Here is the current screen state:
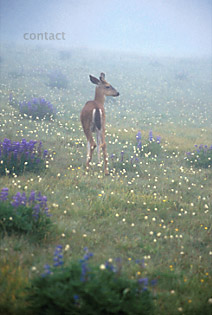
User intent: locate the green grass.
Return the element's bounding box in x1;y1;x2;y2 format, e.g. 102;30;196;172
0;45;212;314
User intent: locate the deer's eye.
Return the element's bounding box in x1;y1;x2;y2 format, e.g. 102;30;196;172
105;86;110;89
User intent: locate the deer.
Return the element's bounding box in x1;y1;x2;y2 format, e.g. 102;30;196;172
80;73;119;175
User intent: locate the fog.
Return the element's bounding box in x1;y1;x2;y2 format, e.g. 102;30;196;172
0;0;211;57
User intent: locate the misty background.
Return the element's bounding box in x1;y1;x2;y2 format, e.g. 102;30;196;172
0;0;211;57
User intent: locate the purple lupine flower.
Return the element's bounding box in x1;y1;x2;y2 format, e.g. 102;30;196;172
136;131;142;141
151;279;157;286
137;140;142;150
41;264;52;277
138;277;148;286
0;187;9;201
53;245;64;267
9;93;13;103
32;204;41;220
121;151;124;162
135;259;145;268
136;131;142;150
80;248;93;281
149;130;153;141
138;277;149;291
82;250;94;261
36;192;48;209
156;135;161;143
43;150;48;158
28;191;36;204
11;192;27;207
110;153;115;160
19;97;56;119
105;261;116;272
80;262;88;282
1;189;50;221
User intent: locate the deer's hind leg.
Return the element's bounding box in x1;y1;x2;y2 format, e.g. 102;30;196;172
96;128;102;163
100;128;109;175
85;130;97;169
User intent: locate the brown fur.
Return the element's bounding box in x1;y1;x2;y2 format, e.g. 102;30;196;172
80;73;119;175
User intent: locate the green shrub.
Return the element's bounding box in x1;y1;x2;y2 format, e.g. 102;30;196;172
0;188;51;240
0;138;48;176
185;145;212;168
19;97;56;119
26;248;155;315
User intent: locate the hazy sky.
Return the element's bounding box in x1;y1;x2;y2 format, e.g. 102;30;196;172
0;0;211;57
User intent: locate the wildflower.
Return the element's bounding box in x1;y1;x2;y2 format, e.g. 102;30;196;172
136;131;142;141
149;130;153;141
0;187;9;201
64;244;70;251
28;191;36;204
136;131;142;149
11;192;27;207
53;245;64;267
19;97;56;119
151;279;157;286
110;153;115;160
42;264;52;277
80;248;94;282
138;277;148;291
156;135;161;143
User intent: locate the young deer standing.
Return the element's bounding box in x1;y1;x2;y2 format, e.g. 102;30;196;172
80;73;119;175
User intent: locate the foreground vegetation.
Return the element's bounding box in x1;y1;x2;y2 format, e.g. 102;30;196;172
0;44;212;314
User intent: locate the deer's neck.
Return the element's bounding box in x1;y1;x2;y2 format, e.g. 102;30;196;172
94;87;105;106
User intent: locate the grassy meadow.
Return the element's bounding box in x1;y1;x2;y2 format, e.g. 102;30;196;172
0;44;212;314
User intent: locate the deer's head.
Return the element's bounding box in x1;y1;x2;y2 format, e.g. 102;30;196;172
89;73;119;97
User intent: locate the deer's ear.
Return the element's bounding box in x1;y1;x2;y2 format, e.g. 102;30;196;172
99;72;106;82
89;75;100;85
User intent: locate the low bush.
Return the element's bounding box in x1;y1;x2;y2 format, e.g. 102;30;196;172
47;70;68;89
19;97;56;119
0;188;51;240
137;130;162;157
26;247;156;315
185;145;212;168
109;130;162;172
0;138;48;175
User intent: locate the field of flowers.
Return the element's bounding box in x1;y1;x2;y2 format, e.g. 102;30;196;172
0;44;212;314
